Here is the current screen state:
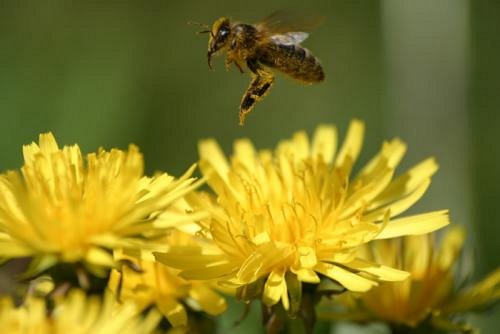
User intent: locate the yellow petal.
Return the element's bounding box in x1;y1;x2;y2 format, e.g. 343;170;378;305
22;133;59;162
346;258;409;281
442;268;500;314
154;250;227;270
404;234;432;278
375;210;449;239
237;243;293;283
356;138;406;181
85;248;114;267
180;262;237;280
335;119;364;170
437;226;465;269
157;298;187;327
0;234;34;257
364;179;431;221
263;270;288;309
312;125;337;163
315;262;377;292
291;131;310;163
234;139;258;173
154;210;209;230
373;158;438;205
107;269;121;294
189;285;227;315
340;167;395;220
198;139;229;181
292;268;320;283
298;246;317;269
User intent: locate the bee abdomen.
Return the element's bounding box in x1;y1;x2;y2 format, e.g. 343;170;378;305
260;44;324;83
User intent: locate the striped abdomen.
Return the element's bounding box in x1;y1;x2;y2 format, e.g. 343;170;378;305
258;43;325;83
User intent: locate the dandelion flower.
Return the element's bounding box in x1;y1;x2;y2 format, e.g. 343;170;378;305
155;120;449;311
0;289;161;334
319;226;500;333
0;133;200;275
108;230;226;328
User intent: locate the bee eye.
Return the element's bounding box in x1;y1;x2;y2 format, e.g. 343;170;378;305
219;28;229;38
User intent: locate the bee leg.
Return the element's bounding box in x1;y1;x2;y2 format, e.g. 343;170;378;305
224;57;233;71
239;71;274;125
224;53;245;73
234;61;244;73
246;58;260;75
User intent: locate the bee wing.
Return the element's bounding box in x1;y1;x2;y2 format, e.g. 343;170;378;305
269;32;309;45
256;10;324;34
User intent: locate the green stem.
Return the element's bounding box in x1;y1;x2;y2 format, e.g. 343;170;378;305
261;286;322;334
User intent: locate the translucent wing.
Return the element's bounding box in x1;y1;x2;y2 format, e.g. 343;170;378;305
269;32;309;45
255;10;324;34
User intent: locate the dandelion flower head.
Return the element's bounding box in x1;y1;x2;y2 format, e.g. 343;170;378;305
320;226;500;332
0;289;161;334
109;230;226;328
0;133;199;274
156;120;450;310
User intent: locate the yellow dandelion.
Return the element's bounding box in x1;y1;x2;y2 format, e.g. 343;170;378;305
0;133;200;275
0;289;161;334
155;120;450;311
108;230;226;328
319;227;500;333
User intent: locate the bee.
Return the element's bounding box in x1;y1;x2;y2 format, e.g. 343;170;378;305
192;11;325;125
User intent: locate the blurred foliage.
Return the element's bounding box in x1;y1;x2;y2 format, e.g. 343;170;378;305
0;0;498;333
0;0;386;175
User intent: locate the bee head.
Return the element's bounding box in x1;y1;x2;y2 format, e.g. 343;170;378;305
207;17;231;69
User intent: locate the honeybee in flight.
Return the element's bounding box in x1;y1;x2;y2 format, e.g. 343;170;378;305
193;11;325;125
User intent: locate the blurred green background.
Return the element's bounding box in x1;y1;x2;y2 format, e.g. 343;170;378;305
0;0;498;333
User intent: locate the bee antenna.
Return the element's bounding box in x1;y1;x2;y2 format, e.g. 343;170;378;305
187;20;210;29
187;21;214;37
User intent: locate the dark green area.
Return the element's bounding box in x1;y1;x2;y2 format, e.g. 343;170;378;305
470;0;500;332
